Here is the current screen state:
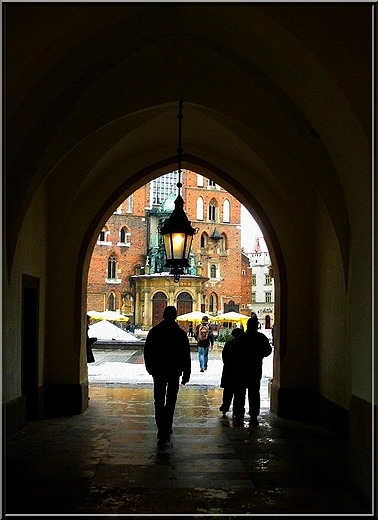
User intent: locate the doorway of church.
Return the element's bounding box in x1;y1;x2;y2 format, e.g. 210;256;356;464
152;292;168;327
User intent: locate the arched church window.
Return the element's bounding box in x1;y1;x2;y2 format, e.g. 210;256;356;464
223;199;230;222
120;227;126;243
200;233;208;248
108;255;117;279
196;197;204;220
126;195;133;213
209;293;217;313
209;200;217;222
210;264;217;278
108;292;116;311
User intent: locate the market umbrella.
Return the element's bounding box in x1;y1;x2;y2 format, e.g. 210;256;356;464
87;310;129;322
209;311;250;326
87;310;102;319
176;310;208;322
88;320;138;341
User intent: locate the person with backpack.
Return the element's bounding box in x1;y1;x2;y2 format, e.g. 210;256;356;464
195;315;214;372
144;306;191;444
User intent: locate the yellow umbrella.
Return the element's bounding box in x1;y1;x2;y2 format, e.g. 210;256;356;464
209;311;249;327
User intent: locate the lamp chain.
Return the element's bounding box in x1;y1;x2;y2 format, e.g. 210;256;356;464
177;100;183;196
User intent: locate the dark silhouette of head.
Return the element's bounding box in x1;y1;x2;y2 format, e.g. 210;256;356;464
247;315;259;331
231;327;244;338
202;315;209;322
163;306;177;321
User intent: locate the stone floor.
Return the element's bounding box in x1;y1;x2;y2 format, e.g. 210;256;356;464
5;351;374;517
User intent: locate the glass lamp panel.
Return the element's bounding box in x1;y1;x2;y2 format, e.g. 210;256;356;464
171;232;186;259
163;234;173;260
184;235;193;258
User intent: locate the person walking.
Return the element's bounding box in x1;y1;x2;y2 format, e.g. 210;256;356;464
232;315;272;423
219;327;244;416
143;306;191;444
86;315;97;363
194;315;214;372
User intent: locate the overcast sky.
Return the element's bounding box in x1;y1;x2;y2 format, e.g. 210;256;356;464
241;205;265;252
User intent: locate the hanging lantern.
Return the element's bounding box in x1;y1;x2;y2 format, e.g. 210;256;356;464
159;101;197;282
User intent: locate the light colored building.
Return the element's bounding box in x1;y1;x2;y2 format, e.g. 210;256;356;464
245;237;275;330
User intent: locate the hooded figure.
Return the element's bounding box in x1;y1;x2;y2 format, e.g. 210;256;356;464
232;316;272;423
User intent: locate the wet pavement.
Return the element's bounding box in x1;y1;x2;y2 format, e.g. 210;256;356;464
5;349;373;516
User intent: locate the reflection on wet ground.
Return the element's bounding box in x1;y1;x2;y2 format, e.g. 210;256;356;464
5;352;372;515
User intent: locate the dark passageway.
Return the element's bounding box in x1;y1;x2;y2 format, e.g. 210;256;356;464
6;383;370;515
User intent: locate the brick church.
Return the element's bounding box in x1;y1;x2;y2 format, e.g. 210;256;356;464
87;170;252;329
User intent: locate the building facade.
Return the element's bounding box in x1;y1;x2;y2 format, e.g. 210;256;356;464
246;236;275;330
87;170;252;329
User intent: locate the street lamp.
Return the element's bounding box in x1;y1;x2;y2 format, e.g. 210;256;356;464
159;101;197;282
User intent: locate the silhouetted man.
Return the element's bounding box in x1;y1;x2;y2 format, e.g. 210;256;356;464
144;306;191;443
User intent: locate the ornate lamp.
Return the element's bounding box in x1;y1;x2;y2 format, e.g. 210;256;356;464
160;101;198;282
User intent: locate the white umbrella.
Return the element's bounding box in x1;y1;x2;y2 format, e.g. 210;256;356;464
88;320;139;342
89;310;129;322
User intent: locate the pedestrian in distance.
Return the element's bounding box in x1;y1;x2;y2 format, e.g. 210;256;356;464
219;327;244;417
86;315;97;363
194;315;214;372
232;315;272;424
143;306;191;444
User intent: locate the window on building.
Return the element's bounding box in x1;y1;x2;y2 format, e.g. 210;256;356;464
223;199;230;222
196;197;204;220
209;200;217;222
99;230;106;242
151;172;179;204
265;274;272;285
197;174;204;187
219;233;227;251
242;269;246;275
252;292;256;303
265;292;272;303
200;233;207;248
209;293;217;313
122;293;133;314
210;264;217;278
126;195;133;213
208;179;216;187
120;227;126;243
265;315;271;329
108;292;116;311
252;275;256;286
108;255;117;279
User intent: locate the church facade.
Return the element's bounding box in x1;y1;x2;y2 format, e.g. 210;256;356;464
87;170;253;329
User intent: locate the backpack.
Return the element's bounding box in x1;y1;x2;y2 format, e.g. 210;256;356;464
198;323;210;341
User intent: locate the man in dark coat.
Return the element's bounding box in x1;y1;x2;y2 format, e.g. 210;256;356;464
144;306;191;443
232;315;272;423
